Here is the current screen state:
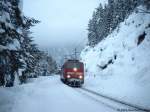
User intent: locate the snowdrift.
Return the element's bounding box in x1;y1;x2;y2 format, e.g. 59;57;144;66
81;6;150;108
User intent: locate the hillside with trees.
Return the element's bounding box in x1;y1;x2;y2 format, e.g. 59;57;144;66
81;0;150;108
88;0;150;46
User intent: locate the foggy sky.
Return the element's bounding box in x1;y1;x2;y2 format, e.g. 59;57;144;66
23;0;100;48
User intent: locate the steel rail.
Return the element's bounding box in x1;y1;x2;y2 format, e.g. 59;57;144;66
80;87;150;112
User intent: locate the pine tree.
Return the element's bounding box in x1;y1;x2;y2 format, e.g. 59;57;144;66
0;0;41;86
0;0;24;87
88;11;98;46
87;0;143;47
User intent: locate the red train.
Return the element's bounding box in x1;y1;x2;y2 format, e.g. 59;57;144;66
60;59;84;87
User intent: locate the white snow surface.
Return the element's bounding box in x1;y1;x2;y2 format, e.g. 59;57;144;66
18;0;23;11
0;45;7;52
0;29;5;33
0;76;118;112
81;6;150;109
7;39;21;50
98;0;108;8
0;39;20;51
0;1;15;30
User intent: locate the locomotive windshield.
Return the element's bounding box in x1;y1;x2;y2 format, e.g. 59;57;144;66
66;62;81;69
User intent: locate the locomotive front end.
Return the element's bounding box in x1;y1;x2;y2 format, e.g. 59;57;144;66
61;60;84;87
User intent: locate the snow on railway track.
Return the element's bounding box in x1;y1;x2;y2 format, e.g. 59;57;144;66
75;87;150;112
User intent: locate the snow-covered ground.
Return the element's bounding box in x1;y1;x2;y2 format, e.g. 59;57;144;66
0;76;121;112
81;6;150;109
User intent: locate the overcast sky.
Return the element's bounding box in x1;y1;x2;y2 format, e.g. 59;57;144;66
23;0;100;48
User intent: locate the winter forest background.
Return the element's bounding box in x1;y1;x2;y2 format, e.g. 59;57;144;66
88;0;150;46
0;0;150;87
0;0;57;87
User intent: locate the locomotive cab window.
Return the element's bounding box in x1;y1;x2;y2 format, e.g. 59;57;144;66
66;63;81;69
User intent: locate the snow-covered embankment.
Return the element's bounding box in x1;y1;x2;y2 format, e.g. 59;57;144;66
81;6;150;109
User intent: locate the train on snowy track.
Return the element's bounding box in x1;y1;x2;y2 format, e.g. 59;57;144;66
60;59;84;87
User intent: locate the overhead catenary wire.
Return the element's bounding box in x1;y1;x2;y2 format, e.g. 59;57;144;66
62;35;88;62
74;36;88;50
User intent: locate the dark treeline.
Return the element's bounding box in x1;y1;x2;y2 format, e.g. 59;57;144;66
0;0;57;87
88;0;150;47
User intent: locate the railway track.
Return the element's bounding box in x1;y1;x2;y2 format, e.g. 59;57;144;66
77;87;150;112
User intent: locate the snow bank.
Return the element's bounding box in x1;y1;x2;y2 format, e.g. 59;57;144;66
81;6;150;109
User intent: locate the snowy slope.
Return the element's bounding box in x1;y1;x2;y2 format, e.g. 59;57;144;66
81;6;150;109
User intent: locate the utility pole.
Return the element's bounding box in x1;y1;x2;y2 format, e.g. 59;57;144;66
74;48;77;59
63;48;79;63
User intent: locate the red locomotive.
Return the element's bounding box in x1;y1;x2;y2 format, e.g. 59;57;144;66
60;59;84;87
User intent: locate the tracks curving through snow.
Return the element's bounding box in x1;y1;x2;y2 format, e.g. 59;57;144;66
1;76;149;112
75;87;150;112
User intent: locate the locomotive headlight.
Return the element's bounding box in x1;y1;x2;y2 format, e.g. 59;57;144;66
67;75;71;78
73;67;77;72
79;75;83;79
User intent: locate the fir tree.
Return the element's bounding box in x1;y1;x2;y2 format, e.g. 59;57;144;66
87;0;144;47
0;0;42;86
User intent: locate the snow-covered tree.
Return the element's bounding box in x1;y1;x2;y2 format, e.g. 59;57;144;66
87;0;144;47
36;52;57;76
0;0;45;87
0;0;25;86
